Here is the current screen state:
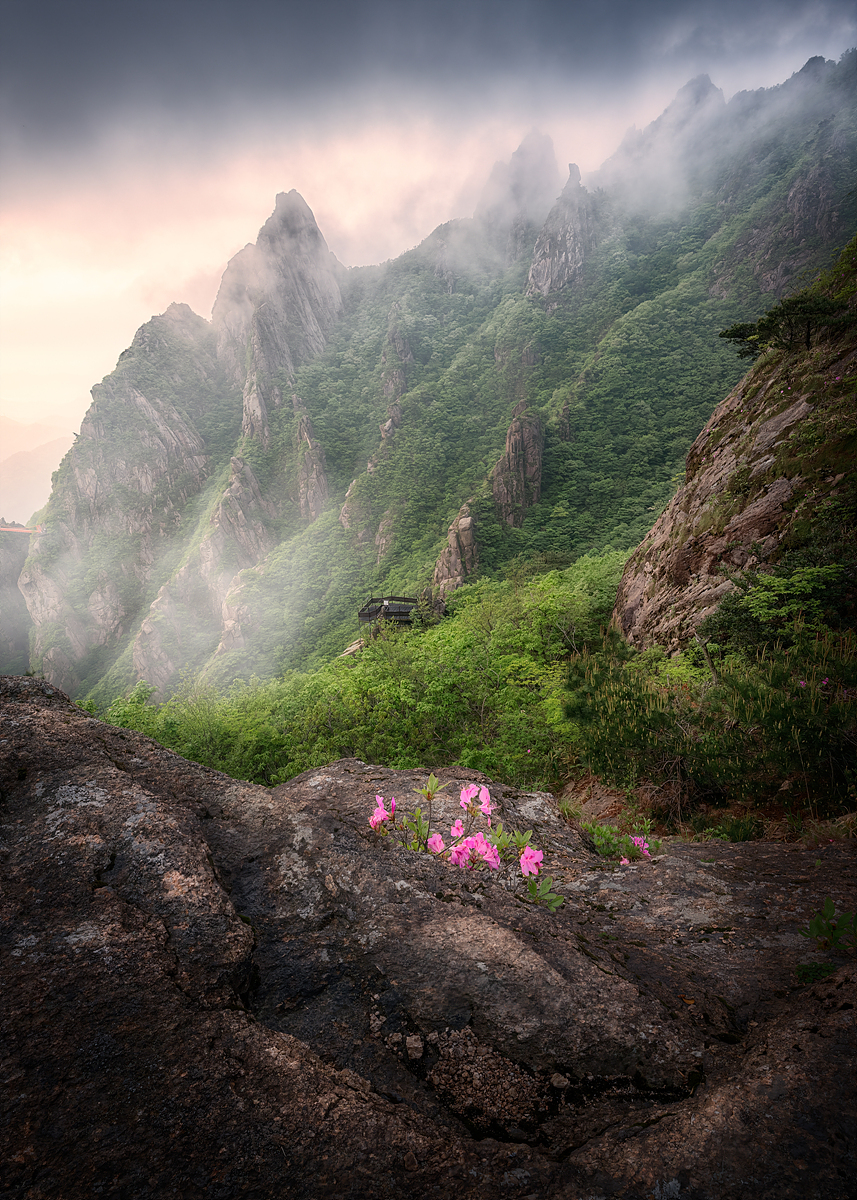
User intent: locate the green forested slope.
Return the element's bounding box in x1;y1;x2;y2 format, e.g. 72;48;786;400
203;54;855;681
15;53;856;701
106;242;856;824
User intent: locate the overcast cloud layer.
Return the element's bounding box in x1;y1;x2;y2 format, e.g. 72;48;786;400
1;0;855;428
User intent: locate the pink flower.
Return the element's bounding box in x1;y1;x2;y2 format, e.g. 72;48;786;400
479;787;495;824
427;833;445;853
369;802;391;830
620;857;630;866
390;796;396;816
520;846;543;877
470;831;490;857
451;819;464;839
480;842;500;870
449;840;472;868
799;680;807;688
460;784;479;808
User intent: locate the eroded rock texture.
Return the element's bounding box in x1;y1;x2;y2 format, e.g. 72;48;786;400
527;165;601;297
213;189;344;442
132;456;277;693
2;676;854;1199
613;333;856;651
492;408;545;528
433;503;478;597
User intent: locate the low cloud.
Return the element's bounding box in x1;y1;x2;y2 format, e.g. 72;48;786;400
2;0;854;424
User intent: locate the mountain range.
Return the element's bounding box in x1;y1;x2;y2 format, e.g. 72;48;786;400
2;51;855;704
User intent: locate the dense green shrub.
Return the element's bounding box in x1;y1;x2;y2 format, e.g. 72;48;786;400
105;552;627;788
565;629;856;818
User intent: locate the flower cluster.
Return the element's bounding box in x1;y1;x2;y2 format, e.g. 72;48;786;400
631;835;651;857
368;778;553;890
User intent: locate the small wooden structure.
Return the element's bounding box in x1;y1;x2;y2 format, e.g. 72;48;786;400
357;596;418;630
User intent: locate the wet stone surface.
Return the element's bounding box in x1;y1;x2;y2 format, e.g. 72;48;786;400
1;675;855;1198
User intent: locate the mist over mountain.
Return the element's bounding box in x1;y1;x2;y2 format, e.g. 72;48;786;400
4;52;855;702
0;417;75;524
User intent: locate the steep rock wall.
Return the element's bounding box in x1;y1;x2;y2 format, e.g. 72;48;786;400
132;457;277;692
613;324;856;651
492;407;544;527
526;165;601;297
433;504;478;597
18;307;218;692
212;191;344;446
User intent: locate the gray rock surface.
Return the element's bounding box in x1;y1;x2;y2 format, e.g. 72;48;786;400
2;675;854;1198
433;503;478;597
527;165;601;297
492;408;544;528
132;456;277;692
613;332;856;651
213;190;344;441
17;307;216;694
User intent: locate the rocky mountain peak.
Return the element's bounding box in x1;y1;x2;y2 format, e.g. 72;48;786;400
258;189;335;257
475;130;562;262
212;190;344;443
526;162;600;297
476;130;561;225
589;73;725;210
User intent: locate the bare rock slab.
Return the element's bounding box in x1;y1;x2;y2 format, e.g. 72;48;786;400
1;676;854;1198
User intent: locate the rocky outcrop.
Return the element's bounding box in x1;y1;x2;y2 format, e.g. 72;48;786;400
212;191;344;444
526;165;601;297
432;503;478;596
378;402;402;441
338;480;369;539
374;510;395;564
2;675;855;1199
491;407;544;527
17;323;214;692
381;305;414;401
613;327;856;651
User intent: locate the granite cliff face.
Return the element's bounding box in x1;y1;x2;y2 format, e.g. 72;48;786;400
132;456;277;693
213;190;344;445
432;503;478;597
526;165;602;297
17;304;218;693
492;406;544;528
614;301;856;650
18;197;341;695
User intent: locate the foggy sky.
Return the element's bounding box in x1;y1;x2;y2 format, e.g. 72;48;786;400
1;0;855;428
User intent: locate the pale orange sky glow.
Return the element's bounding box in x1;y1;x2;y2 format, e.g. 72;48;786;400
0;108;637;430
2;0;854;437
